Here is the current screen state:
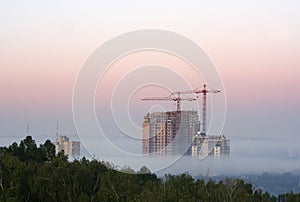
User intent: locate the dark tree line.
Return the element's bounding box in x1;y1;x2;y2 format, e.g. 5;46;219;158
0;136;298;201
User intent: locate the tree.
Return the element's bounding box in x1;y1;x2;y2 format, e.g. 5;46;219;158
40;140;55;162
0;137;287;201
138;165;151;174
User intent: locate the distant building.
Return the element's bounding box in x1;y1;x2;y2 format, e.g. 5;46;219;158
55;136;80;157
191;135;230;158
142;110;199;155
55;136;69;155
68;141;80;157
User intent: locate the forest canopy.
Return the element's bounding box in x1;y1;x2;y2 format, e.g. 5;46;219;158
0;136;298;202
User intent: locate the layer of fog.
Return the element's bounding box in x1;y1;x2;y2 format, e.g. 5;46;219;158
1;135;299;176
77;136;300;176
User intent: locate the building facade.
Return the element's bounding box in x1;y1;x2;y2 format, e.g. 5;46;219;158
142;110;199;156
55;136;80;157
191;135;230;158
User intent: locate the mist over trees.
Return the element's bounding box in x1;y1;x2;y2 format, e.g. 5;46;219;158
0;136;299;201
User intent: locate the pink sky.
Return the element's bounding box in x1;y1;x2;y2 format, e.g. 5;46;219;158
0;0;299;138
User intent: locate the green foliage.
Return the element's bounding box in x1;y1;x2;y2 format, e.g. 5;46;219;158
0;136;298;201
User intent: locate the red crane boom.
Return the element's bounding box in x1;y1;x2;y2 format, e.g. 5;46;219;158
141;92;196;111
172;84;220;135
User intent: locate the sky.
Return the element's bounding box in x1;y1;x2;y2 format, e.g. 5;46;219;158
0;1;300;170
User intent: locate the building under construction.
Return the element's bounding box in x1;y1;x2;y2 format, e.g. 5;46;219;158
141;84;230;158
142;110;198;155
142;111;230;157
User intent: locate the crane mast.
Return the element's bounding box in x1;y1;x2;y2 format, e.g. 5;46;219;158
172;84;220;135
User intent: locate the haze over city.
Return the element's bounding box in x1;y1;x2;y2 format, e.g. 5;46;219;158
1;1;300;174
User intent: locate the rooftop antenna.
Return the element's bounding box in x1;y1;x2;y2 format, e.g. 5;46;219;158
26;123;30;135
56;121;59;138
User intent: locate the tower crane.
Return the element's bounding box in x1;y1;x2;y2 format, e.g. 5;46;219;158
141;92;196;111
172;84;220;135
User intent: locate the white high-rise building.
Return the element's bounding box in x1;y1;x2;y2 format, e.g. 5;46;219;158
55;136;80;157
191;135;230;158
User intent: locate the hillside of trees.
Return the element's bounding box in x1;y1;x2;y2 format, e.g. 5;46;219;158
0;136;299;202
195;172;300;197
